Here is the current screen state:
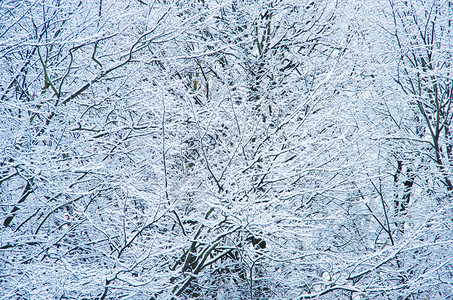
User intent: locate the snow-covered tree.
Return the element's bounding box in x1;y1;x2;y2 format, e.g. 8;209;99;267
1;0;452;299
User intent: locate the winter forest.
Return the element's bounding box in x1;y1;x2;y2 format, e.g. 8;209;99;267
1;0;453;299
